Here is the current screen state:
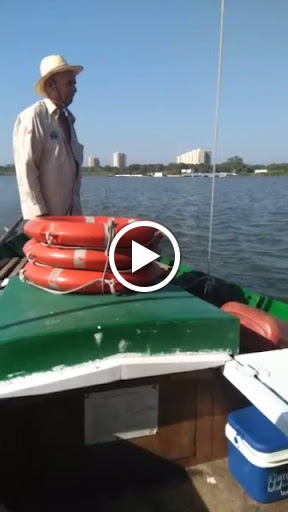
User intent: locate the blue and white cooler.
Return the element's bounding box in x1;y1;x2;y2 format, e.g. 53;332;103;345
226;405;288;503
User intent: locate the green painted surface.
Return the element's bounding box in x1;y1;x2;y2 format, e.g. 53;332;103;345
169;258;288;322
0;277;239;380
1;233;288;385
5;232;288;383
2;233;288;322
0;233;28;258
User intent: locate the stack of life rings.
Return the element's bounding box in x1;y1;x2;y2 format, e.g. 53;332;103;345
20;216;163;294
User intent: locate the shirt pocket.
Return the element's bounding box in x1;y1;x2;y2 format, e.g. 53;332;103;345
44;129;67;162
45;129;61;151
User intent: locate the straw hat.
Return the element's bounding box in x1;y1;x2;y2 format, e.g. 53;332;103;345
35;55;83;96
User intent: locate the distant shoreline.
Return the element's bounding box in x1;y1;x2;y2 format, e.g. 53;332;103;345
2;157;288;177
1;172;288;178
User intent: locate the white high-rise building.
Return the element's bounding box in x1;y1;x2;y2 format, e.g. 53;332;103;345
113;152;127;169
176;148;211;165
88;156;100;168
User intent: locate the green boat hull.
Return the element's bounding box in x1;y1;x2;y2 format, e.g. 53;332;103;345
0;231;287;396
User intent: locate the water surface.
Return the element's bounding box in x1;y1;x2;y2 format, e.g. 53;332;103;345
0;175;286;296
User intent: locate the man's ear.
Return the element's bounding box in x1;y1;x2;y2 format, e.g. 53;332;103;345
45;77;56;93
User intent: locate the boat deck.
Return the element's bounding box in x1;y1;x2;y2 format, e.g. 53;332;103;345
0;256;27;287
2;454;287;511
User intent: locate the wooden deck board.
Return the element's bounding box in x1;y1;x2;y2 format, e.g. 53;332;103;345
0;258;20;280
9;257;27;277
0;257;27;286
0;258;10;271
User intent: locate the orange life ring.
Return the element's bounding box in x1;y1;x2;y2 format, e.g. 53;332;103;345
24;216;160;248
23;239;133;271
22;261;162;294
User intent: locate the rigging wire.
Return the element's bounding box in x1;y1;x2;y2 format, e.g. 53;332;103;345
207;0;225;274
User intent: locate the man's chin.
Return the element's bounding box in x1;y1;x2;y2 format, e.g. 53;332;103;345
63;98;73;107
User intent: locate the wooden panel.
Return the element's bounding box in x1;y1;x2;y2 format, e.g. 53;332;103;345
0;401;24;491
211;375;229;459
168;368;218;382
0;257;20;279
9;257;27;277
21;394;84;479
210;374;233;459
132;379;196;460
212;372;248;460
0;258;10;271
130;428;160;455
194;379;214;461
0;369;248;478
81;369;247;466
126;370;243;466
157;379;196;460
0;370;250;484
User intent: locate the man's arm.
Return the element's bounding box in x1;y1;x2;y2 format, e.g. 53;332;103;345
13;110;48;219
70;138;83;215
72;168;82;215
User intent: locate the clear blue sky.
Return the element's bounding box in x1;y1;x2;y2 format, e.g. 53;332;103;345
1;0;288;166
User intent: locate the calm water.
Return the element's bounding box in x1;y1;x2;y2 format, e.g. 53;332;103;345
0;175;287;297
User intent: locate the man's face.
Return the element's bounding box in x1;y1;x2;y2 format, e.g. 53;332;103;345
52;71;77;106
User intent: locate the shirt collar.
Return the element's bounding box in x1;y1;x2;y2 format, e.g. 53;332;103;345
43;98;58;115
43;98;76;124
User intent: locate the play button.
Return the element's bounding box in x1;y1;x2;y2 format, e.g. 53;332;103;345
132;241;160;273
108;220;181;293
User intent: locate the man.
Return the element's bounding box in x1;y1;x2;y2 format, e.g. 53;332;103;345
13;55;84;219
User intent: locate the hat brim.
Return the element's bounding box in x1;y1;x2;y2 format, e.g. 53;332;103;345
35;64;83;96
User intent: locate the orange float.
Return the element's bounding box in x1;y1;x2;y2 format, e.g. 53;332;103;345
23;239;132;271
22;261;162;294
24;216;161;248
221;301;288;351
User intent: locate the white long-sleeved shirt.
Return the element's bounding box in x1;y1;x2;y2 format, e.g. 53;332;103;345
13;98;84;219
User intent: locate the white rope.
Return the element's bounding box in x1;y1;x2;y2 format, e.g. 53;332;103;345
101;217;115;293
45;231;53;245
21;220;162;294
40;231;162;251
20;217;119;295
19;269;117;295
207;0;225;274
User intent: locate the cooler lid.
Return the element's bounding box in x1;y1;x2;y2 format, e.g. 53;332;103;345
228;405;288;453
224;348;288;439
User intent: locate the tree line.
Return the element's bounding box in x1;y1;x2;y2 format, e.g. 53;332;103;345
1;156;288;176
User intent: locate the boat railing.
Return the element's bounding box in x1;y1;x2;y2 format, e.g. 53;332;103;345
0;216;23;246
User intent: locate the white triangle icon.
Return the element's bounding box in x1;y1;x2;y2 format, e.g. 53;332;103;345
132;241;160;273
